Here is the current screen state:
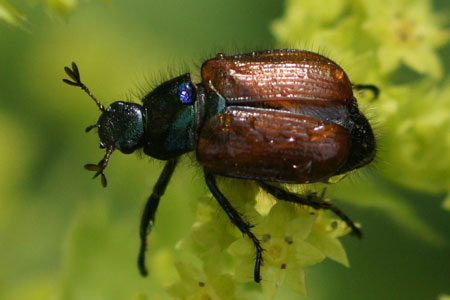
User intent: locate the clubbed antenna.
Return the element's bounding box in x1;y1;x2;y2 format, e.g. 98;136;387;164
84;147;114;187
63;62;106;112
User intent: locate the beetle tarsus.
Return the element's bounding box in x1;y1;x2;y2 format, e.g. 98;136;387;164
258;182;362;238
205;170;263;283
138;159;179;277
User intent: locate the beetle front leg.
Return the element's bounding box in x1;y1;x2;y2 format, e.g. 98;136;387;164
138;158;179;276
204;170;264;283
258;182;362;238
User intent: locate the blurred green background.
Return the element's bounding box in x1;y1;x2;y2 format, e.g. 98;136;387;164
0;0;449;299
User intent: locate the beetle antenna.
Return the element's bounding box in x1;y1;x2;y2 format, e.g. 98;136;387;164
63;62;106;112
84;147;114;187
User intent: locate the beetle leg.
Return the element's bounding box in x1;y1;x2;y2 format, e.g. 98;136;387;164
258;182;362;238
138;158;179;276
353;84;380;101
204;170;264;283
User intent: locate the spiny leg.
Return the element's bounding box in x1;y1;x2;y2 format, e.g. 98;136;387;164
204;170;264;283
258;182;362;238
138;158;179;276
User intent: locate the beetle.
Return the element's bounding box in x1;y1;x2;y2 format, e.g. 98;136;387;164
63;49;377;283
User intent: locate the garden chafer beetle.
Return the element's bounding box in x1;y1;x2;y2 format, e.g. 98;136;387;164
63;49;377;283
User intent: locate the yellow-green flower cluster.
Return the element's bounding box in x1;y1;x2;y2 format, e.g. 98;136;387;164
274;0;449;198
168;181;352;299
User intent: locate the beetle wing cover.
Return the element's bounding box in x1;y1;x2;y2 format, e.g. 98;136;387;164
197;107;349;183
201;49;353;105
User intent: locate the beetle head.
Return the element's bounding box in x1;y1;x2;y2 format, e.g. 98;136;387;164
96;101;145;154
63;62;145;187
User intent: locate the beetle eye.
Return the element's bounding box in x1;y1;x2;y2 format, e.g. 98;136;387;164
178;82;195;104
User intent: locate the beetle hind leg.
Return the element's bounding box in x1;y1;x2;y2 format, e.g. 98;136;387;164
353;84;380;101
204;170;264;283
258;182;362;238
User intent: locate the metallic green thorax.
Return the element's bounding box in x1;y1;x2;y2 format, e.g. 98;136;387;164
142;73;225;160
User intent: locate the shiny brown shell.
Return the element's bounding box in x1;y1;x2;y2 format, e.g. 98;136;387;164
197;106;349;183
201;49;353;105
196;49;367;183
